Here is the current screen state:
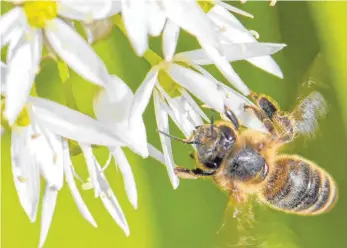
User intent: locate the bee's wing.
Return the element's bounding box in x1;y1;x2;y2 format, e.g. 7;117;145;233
291;91;327;137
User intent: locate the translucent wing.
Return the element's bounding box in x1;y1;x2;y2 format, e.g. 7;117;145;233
291;91;327;137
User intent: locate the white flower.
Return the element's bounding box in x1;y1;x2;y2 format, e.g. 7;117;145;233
93;74;150;209
128;41;284;187
0;2;114;125
71;0;219;57
10;97;135;248
168;1;285;95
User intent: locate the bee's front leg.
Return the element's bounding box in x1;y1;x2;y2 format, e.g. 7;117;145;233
174;167;215;179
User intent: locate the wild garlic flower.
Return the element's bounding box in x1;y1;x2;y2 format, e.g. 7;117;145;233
9;96;137;248
0;1;114;125
93;74;150;208
128;40;284;186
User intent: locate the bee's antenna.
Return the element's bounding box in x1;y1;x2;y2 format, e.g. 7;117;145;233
157;130;201;145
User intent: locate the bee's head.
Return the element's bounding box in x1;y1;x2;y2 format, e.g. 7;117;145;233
193;124;236;169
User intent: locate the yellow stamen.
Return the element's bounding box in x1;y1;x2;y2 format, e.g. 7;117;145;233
197;0;215;13
23;1;57;29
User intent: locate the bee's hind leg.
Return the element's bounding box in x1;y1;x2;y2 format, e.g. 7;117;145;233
250;92;279;120
174;167;215;179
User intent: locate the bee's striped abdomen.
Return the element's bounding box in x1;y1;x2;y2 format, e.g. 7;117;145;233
261;155;337;215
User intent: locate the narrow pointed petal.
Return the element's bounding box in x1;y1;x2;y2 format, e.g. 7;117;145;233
162;0;218;48
210;6;284;77
58;1;121;21
94;75;134;125
129;69;158;124
168;64;224;112
11;126;40;222
163;20;180;61
1;62;7;95
33;127;64;190
45;18;109;86
156;85;195;137
82;19;114;44
181;90;209;123
128;115;149;158
93;155;129;235
111;146;138;209
153;90;179;189
29;97;127;146
0;8;26;48
201;43;250;95
39;186;58;248
247;56;284;79
176;43;286;64
147;2;166;36
121;0;148;56
62;140;97;227
80;143;101;198
5;29;42;125
215;1;254;18
148;143;165;165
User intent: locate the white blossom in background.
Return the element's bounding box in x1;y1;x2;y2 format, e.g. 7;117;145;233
128;41;285;187
165;1;284;95
10;96;141;248
66;0;220;57
0;1;117;125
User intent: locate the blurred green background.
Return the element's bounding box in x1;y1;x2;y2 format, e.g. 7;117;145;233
1;1;347;248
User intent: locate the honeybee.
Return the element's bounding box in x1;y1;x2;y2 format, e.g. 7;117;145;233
159;91;338;215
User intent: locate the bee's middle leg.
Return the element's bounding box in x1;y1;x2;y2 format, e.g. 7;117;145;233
174;167;215;179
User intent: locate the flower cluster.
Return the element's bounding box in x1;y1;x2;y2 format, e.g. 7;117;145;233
0;1;285;247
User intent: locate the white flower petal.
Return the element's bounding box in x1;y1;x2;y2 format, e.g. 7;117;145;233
147;2;166;36
92;153;129;235
80;143;101;197
181;89;209;123
163;20;180;61
148;143;166;165
94;74;134;125
168;64;224;113
5;29;42;125
211;6;283;78
29;97;127;146
127;115;149;158
121;0;148;56
215;1;254;19
58;1;121;21
153;90;179;189
201;42;250;95
45;18;109;86
0;8;26;48
129;68;158;124
1;62;7;95
82;19;114;44
111;146;138;209
177;43;286;65
11;126;40;222
62;140;97;227
39;186;58;248
156;85;194;137
247;56;284;79
33;126;64;190
162;0;218;48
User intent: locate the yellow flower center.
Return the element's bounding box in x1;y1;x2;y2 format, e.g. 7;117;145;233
197;0;215;13
158;70;183;98
23;1;57;28
1;99;31;129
